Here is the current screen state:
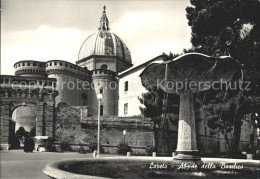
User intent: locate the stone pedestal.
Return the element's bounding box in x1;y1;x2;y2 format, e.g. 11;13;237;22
34;136;49;151
0;144;10;150
174;92;200;160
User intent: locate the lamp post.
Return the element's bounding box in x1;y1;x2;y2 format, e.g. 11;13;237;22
97;93;103;156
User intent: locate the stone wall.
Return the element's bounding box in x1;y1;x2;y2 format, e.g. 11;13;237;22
55;103;154;154
55;103;87;142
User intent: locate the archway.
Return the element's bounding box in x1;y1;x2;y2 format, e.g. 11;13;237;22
0;75;58;150
10;105;37;149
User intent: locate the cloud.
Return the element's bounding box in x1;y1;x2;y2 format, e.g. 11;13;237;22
111;12;164;34
110;11;192;66
1;5;192;75
1;25;91;75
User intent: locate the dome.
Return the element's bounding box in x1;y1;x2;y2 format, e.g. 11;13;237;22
78;6;132;64
78;31;132;63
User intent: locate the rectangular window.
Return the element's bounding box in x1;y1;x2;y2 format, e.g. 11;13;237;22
124;103;128;115
124;81;128;91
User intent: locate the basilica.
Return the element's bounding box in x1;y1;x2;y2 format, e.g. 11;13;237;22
0;7;256;154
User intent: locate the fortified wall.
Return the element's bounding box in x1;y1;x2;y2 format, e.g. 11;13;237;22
55;103;154;154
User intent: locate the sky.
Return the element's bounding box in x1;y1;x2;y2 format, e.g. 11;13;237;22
1;0;192;75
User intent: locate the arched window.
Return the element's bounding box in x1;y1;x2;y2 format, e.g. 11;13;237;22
100;105;103;116
100;64;108;69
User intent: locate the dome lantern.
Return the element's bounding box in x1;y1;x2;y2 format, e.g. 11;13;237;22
77;6;133;72
99;6;110;31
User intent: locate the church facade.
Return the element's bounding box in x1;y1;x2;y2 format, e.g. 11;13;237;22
0;7;256;154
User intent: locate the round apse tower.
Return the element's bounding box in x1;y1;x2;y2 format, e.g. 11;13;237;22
45;60;91;106
14;60;46;77
76;6;132;116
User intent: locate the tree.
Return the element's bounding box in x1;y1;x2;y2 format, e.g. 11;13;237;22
139;86;179;154
29;127;36;137
15;127;29;137
186;0;260;152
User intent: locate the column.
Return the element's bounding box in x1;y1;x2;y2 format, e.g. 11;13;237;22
0;102;11;150
45;103;54;138
36;102;44;136
174;91;200;160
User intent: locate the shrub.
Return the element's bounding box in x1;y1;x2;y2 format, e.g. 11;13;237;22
9;134;20;149
78;146;87;154
245;144;253;154
117;142;132;155
29;127;36;137
60;141;72;152
254;146;260;160
24;137;35;152
145;144;156;155
44;138;57;152
88;141;104;153
16;127;29;142
77;140;87;154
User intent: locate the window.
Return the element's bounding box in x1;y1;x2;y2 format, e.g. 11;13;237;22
100;64;108;69
54;62;57;66
100;87;103;94
100;105;103;116
28;62;30;66
124;81;128;91
124;103;128;115
50;63;52;66
33;63;36;66
60;62;63;66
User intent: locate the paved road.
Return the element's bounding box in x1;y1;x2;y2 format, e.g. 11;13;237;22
0;150;94;179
